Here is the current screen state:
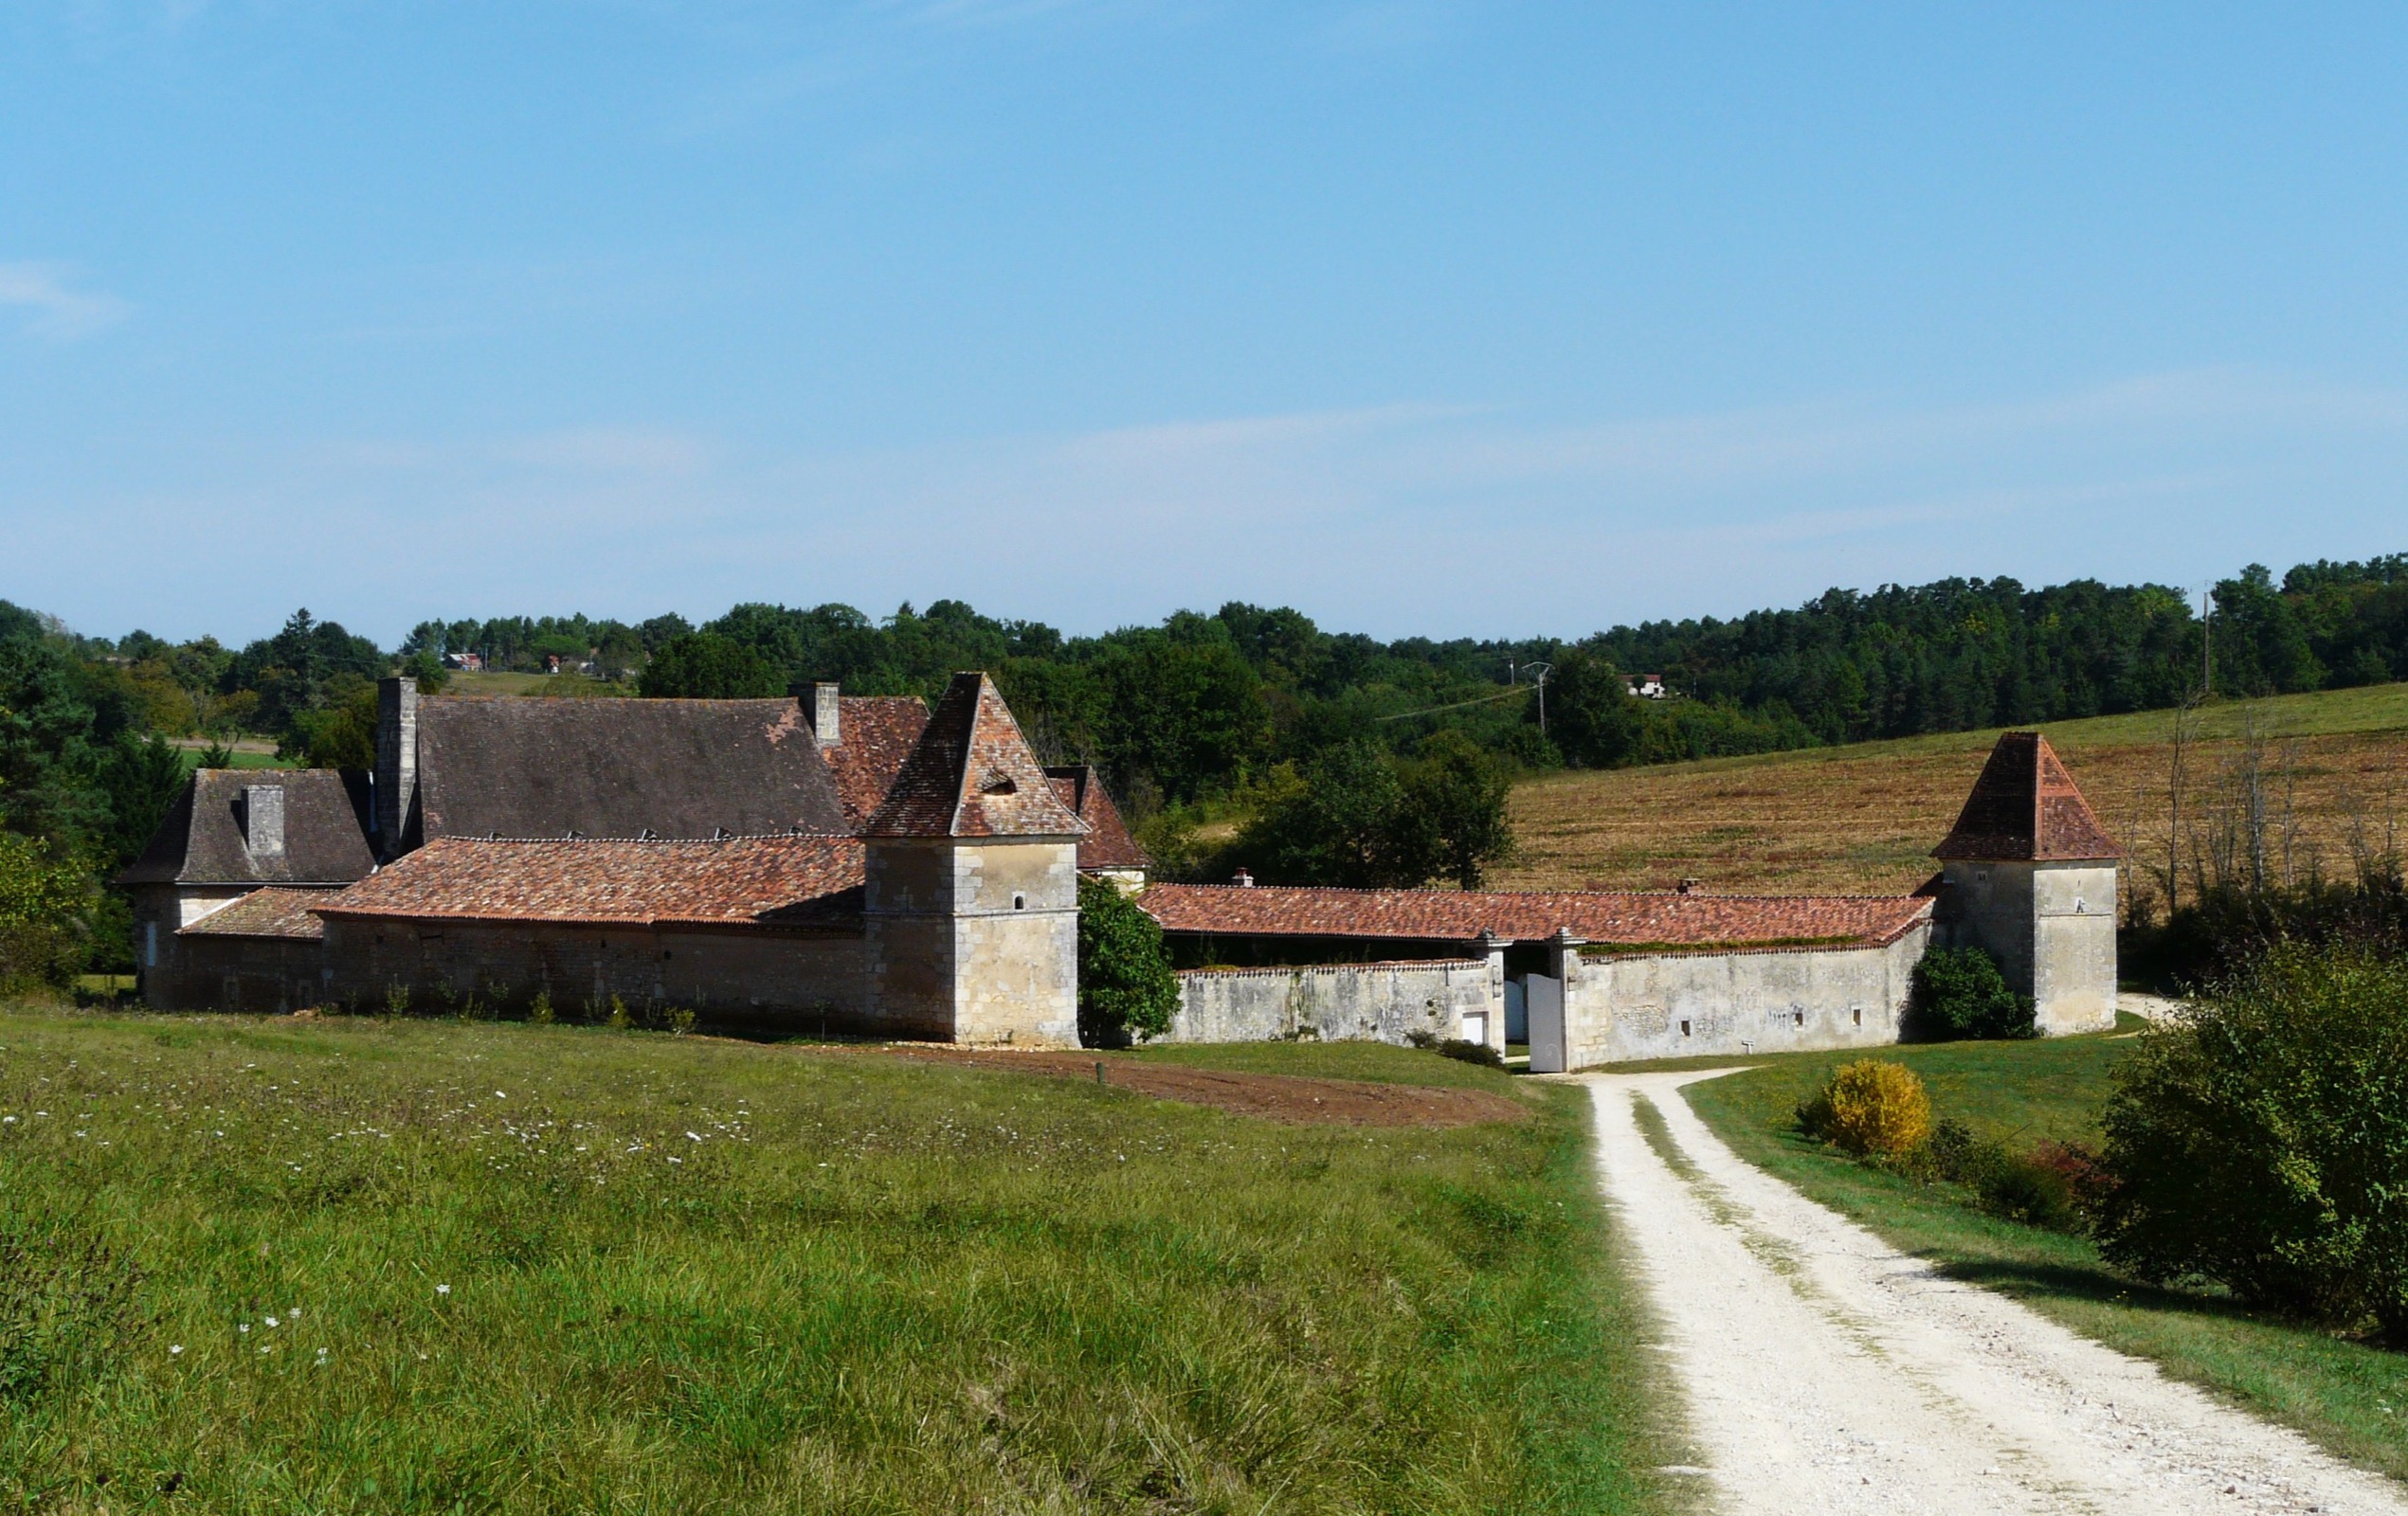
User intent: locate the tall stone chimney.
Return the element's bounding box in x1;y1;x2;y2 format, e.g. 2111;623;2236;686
375;676;419;861
241;785;285;859
811;682;842;748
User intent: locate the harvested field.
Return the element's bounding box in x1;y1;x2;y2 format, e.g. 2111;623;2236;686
1498;684;2408;900
871;1045;1531;1127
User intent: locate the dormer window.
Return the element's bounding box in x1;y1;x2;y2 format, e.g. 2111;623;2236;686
979;770;1017;796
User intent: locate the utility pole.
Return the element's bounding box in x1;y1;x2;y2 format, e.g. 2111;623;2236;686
1521;661;1553;739
2201;587;2213;700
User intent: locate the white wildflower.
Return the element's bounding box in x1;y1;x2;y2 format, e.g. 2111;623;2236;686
239;1323;250;1334
436;1284;450;1295
264;1316;279;1327
169;1345;184;1355
685;1131;701;1142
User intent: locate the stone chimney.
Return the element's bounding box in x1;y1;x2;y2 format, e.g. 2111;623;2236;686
240;785;285;859
375;676;419;861
811;682;841;748
1233;868;1254;888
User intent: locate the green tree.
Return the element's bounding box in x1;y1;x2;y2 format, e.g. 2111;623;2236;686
1402;731;1514;889
2099;943;2408;1341
1541;650;1644;768
1077;875;1179;1047
289;677;380;769
1232;743;1438;889
0;833;93;994
636;634;788;698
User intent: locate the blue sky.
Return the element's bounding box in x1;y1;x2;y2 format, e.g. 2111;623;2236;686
6;2;2407;647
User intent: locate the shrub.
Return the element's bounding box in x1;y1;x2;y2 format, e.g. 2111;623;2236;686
1437;1038;1504;1069
1798;1060;1931;1157
1908;946;2036;1040
528;990;555;1025
2099;942;2408;1341
1077;875;1179;1048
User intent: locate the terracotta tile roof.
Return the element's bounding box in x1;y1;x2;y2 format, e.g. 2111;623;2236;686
1046;765;1150;872
118;768;376;888
821;696;930;824
1933;731;2121;861
177;887;332;941
862;673;1087;839
1139;883;1931;950
314;836;865;929
414;696;852;843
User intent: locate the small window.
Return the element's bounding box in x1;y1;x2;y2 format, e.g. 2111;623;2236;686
1012;893;1026;911
1794;1010;1803;1027
1680;1020;1691;1038
1853;1008;1862;1027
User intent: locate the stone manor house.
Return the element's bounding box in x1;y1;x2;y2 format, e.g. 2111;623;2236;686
122;674;2118;1065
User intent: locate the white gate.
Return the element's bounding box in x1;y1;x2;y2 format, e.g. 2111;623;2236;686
1525;974;1566;1074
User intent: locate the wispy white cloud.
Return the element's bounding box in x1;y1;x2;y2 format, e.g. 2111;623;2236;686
0;262;130;339
14;368;2408;644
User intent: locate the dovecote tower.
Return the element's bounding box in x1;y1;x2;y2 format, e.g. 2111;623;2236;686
1932;731;2121;1035
860;673;1088;1045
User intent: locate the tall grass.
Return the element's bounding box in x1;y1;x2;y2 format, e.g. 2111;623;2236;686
0;1008;1678;1513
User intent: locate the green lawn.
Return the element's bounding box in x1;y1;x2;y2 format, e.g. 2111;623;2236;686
1680;1032;2408;1484
0;1007;1684;1514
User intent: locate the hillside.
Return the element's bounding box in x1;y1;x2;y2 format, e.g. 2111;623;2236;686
1495;681;2408;900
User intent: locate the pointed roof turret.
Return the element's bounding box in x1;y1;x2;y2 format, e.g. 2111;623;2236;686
862;673;1088;839
1933;731;2120;862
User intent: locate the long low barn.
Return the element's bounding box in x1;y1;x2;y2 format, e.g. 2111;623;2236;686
1138;882;1938;1063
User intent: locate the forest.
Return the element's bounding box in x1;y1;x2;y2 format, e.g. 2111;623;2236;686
3;552;2404;984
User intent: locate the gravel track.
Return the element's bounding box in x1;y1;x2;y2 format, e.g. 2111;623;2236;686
1587;1071;2408;1516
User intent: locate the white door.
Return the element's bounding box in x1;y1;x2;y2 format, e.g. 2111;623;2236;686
1526;975;1566;1074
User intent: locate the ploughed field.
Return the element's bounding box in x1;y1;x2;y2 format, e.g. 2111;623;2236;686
0;1008;1678;1515
1498;682;2408;897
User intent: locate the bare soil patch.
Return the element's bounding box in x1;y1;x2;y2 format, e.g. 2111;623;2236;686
866;1046;1530;1127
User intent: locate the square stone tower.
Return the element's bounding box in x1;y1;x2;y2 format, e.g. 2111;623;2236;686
1932;731;2120;1035
860;672;1088;1046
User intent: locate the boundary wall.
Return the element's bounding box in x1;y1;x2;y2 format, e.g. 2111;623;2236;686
1562;922;1932;1066
1168;959;1506;1050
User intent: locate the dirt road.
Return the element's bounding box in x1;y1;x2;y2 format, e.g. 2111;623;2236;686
1590;1071;2408;1515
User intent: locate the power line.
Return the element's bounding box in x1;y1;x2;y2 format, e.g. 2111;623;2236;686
1372;686;1529;722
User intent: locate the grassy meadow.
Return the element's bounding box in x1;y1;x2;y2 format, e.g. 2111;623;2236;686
1677;1030;2408;1484
0;1004;1685;1514
1498;681;2408;897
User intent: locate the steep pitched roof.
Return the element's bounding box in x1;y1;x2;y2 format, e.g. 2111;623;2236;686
117;769;376;888
413;696;852;842
178;887;331;941
1139;884;1931;950
861;674;1087;839
313;836;865;929
820;695;930;823
1046;765;1150;871
1932;731;2121;862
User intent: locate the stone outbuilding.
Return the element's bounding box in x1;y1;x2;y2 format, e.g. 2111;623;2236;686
1926;731;2121;1034
117;768;375;1006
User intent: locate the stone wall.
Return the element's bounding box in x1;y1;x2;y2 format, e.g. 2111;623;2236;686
152;932;327;1015
131;884;295;1010
319;918;872;1030
1560;924;1931;1067
864;838;1081;1046
1167;958;1504;1048
1939;859;2117;1035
